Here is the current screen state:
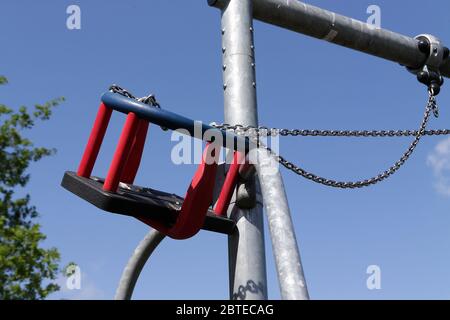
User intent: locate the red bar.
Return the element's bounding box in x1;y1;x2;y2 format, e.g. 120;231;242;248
120;119;150;184
214;152;243;217
167;143;219;239
103;112;140;192
138;143;220;239
77;103;113;178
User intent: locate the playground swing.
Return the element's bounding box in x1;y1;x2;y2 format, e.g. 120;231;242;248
61;87;250;240
61;32;449;241
59;0;450;299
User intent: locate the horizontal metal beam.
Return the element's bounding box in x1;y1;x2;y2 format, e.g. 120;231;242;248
208;0;450;78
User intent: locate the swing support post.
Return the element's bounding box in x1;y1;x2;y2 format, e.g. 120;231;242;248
220;0;268;300
219;0;309;300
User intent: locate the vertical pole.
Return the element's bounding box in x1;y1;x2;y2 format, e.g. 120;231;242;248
221;0;267;300
255;148;309;300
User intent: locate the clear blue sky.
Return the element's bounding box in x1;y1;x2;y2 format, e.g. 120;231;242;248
1;0;450;300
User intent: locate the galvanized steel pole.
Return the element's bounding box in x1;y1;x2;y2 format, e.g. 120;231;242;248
115;229;165;300
209;0;450;78
254;148;309;300
220;0;268;300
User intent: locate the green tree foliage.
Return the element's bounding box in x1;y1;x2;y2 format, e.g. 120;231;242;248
0;76;64;299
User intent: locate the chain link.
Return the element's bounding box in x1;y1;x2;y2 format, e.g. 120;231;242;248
109;84;161;107
214;126;450;138
213;93;446;189
214;127;450;138
109;85;446;189
109;84;168;130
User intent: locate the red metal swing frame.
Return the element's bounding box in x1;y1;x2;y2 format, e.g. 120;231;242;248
75;102;243;239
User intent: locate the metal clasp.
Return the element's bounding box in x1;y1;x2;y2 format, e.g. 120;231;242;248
407;34;447;95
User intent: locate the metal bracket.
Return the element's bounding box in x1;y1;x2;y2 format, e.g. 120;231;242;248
417;34;445;70
407;34;447;73
407;34;448;95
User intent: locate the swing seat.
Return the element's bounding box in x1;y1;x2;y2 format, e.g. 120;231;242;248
61;171;236;235
62;91;246;240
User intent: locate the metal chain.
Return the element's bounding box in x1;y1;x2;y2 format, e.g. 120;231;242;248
109;84;161;107
213;92;445;189
213;96;443;138
216;127;450;137
109;85;446;188
109;84;168;130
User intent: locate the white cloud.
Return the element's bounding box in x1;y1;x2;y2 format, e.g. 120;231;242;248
427;137;450;196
